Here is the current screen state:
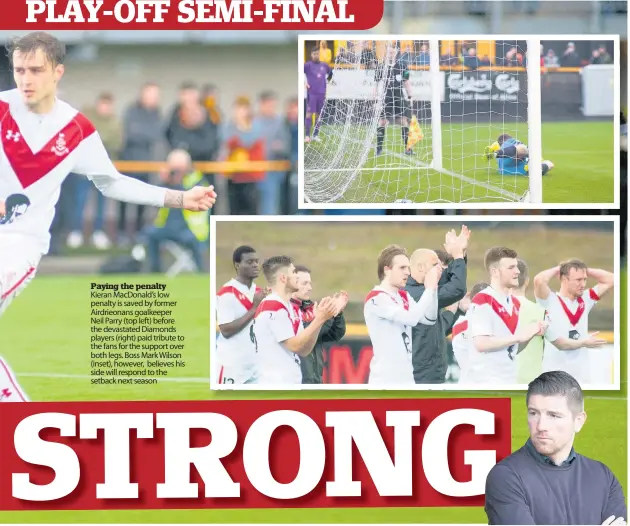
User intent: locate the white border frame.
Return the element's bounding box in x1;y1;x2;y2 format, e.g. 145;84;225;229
209;214;620;392
297;33;621;210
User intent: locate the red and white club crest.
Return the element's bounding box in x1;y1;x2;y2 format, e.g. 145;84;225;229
51;133;69;157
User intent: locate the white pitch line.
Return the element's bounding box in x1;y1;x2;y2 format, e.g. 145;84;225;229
15;373;627;400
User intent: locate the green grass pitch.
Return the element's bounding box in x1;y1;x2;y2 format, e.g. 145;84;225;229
0;273;625;523
304;120;615;204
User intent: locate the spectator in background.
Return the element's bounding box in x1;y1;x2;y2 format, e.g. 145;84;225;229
67;92;121;250
254;90;290;215
440;48;458;66
414;43;430;66
119;82;163;247
165;95;219;187
285;97;299;215
561;42;581;67
598;45;613;64
504;46;522;66
353;40;377;68
544;49;560;68
219;96;265;215
463;47;479;70
479;54;492;67
201;84;222;125
143;149;208;273
319;40;332;64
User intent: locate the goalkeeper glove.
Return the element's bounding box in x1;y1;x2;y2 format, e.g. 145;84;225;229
483;141;501;161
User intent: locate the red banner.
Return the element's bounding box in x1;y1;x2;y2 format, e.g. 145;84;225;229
4;0;383;30
0;398;511;511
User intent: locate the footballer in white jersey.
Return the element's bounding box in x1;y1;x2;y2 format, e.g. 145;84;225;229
0;32;217;401
451;313;470;382
215;246;267;385
363;245;440;386
534;260;614;385
251;255;337;386
468;247;547;385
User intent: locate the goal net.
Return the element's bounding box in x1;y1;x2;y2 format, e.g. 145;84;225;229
302;38;543;205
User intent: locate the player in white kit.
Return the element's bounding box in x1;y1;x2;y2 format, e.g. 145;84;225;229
534;259;614;385
252;255;339;385
467;247;548;385
0;32;218;401
364;244;441;386
215;246;269;385
451;282;488;383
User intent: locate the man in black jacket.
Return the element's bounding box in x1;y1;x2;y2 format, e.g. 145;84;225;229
290;265;347;384
405;226;470;384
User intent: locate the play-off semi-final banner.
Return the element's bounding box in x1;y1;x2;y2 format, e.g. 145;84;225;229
0;0;382;29
0;398;511;510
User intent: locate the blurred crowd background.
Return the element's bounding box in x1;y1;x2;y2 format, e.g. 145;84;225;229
0;0;624;275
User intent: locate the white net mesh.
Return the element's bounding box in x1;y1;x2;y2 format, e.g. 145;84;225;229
303;39;537;204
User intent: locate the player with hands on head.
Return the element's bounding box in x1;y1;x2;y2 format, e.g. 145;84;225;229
467;247;548;385
252;256;337;385
534;260;614;385
364;244;441;385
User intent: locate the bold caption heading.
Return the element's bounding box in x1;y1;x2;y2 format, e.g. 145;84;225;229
18;0;382;29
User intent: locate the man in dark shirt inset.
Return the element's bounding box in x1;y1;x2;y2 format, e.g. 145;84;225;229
290;265;347;384
374;42;414;156
485;370;627;525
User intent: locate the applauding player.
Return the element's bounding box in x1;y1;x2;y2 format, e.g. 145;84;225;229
364;244;441;385
467;247;547;385
534;260;614;385
252;256;338;385
215;246;268;385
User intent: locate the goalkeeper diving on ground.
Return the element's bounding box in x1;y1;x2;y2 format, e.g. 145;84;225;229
484;133;554;176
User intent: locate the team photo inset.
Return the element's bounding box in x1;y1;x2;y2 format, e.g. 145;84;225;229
210;215;619;390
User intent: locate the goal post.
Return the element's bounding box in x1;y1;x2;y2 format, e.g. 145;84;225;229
302;37;545;205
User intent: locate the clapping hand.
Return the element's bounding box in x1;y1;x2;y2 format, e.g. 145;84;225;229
331;290;349;315
314;296;337;322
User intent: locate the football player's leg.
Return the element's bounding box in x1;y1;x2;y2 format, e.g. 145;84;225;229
305;94;316;140
0;263;37;402
0;357;29;402
312;95;325;140
400;99;412;154
377;104;390;155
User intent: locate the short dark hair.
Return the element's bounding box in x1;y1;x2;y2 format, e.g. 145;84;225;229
179;81;197;91
517;258;529;288
259;90;277;102
377;244;407;281
98;92;114;103
7;31;66;67
294;265;311;274
434;249;453;267
484;246;518;271
262;255;293;283
559;259;588;278
497;133;512;145
232;245;256;265
526;371;584;415
470;282;489;299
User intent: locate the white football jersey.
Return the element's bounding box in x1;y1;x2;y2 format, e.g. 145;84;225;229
215;279;261;383
536;288;600;384
451;313;471;383
363;285;438;385
0;89;166;260
467;286;521;384
252;293;303;385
